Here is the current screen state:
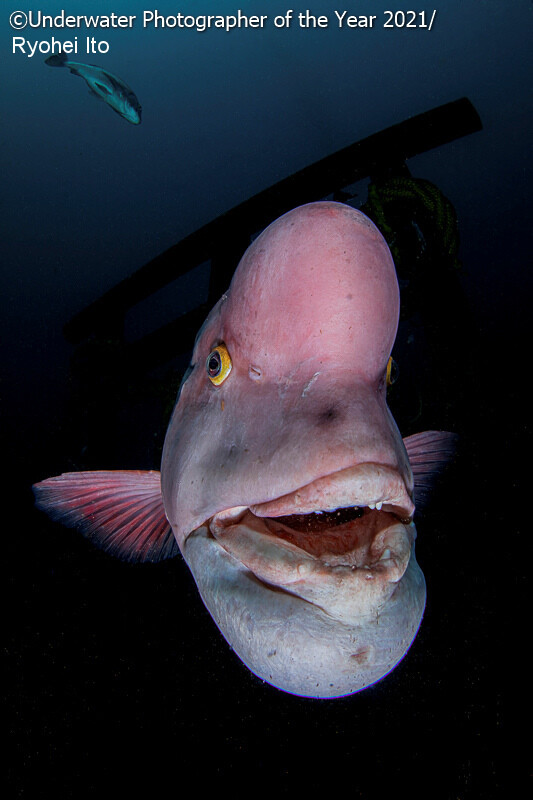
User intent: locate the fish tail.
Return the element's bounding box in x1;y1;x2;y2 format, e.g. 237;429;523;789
45;53;68;68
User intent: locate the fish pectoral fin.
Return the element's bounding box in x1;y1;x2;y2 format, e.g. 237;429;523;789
93;81;113;95
87;85;110;103
403;430;458;510
33;470;178;563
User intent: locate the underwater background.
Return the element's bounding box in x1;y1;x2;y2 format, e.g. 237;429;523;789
3;0;530;795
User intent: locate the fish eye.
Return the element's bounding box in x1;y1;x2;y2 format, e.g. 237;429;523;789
206;344;232;386
386;356;399;387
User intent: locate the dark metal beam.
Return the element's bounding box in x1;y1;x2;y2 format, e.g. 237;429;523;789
64;97;482;345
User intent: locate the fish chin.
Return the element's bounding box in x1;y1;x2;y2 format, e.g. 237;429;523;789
183;523;425;698
128;108;142;125
181;464;426;697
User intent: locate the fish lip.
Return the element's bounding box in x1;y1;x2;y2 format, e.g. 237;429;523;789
199;464;417;623
209;461;415;533
205;462;415;575
208;506;412;560
205;505;416;624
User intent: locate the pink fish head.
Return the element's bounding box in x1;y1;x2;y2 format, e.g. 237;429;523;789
163;202;413;538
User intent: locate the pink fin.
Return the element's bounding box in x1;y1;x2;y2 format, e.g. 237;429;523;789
33;470;178;563
403;431;458;510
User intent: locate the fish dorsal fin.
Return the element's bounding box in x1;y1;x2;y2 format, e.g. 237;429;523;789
33;470;178;563
403;430;458;511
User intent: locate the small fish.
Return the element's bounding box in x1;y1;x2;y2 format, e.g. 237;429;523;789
45;53;141;125
34;202;456;698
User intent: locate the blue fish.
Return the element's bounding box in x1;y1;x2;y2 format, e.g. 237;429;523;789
45;53;141;125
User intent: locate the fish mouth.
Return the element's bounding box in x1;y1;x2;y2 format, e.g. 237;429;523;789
207;463;416;623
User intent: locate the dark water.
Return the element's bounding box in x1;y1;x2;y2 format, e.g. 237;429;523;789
3;1;529;795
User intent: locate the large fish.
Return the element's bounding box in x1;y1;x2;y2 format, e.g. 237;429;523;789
45;53;141;125
34;202;455;698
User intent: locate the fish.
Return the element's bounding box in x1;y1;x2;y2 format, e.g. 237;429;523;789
33;201;456;698
45;53;142;125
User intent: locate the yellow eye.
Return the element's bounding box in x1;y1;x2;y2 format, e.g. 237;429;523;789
386;356;398;387
206;344;232;386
